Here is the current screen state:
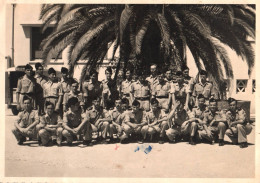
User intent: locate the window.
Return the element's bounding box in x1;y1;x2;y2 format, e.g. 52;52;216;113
236;80;248;93
252;79;256;93
31;27;62;60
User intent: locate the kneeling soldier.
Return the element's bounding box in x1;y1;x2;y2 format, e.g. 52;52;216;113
85;96;110;144
202;98;227;146
119;100;146;143
36;101;63;146
62;97;92;146
142;98;169;144
225;98;252;148
12;96;39;145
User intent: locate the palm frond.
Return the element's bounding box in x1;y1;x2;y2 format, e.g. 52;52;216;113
39;4;56;20
234;18;255;39
120;5;133;42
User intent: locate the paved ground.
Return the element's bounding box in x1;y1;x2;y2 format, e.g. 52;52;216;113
5;109;255;178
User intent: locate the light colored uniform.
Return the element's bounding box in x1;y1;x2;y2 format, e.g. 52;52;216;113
16;75;36;109
121;79;133;105
170;82;190;106
225;109;252;144
192;81;214;106
146;75;159;94
60;77;73;94
119;109;146;137
36;112;63;145
35;74;48;115
108;107;123;137
63;91;85;112
82;80;102;108
202;110;227;141
43;80;63;110
131;81;151;111
12;110;39;141
166;109;189;141
85;106;110;139
153;81;171;110
62;109;92;143
142;109;169;137
184;76;196;107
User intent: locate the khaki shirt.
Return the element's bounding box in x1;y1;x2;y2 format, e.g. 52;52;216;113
120;109;146;124
82;80;102;97
203;110;226;126
226;109;247;124
145;109;168;124
191;106;208;120
130;81;150;98
152;81;171;97
146;75;159;93
35;74;48;94
63;91;84;106
184;76;195;92
121;79;133;95
60;78;73;94
192;81;213;99
85;106;104;124
43;81;63;98
40;112;62;126
170;109;189;126
16;110;39;128
109;107;123;124
63;109;84;128
16;75;36;94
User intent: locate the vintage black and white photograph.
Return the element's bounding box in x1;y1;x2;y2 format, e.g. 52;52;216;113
3;2;257;179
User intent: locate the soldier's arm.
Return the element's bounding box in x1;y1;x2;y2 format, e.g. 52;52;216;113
56;83;63;110
14;113;23;132
27;112;40;130
63;93;68;112
62;113;74;132
74;113;89;132
233;109;247;125
130;84;135;103
16;79;22;109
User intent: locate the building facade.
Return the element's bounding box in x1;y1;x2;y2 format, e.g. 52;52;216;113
5;4;255;118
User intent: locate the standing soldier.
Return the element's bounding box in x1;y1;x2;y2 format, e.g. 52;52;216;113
202;98;227;146
119;100;147;144
62;97;92;146
85;96;111;144
12;96;39;145
192;70;217;106
60;67;73;94
170;71;190;111
82;69;102;109
142;98;169;144
43;68;63;116
63;80;85;113
130;71;151;111
16;64;36;111
146;64;159;94
152;71;171;110
120;69;133;105
36;101;63;146
165;69;172;84
34;63;48;115
182;65;196;108
225;98;252;148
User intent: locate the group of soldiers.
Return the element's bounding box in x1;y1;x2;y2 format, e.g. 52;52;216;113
12;63;252;148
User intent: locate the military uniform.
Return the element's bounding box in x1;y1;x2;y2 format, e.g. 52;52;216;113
192;81;214;106
12;110;39;142
170;82;190;106
146;75;159;94
35;74;48;115
119;109;146;138
225;108;252;144
184;76;196;107
120;79;133;105
130;81;151;111
108;107;123;137
153;81;171;110
43;80;63;112
63;91;85;112
100;79;118;108
60;77;73;94
85;106;110;139
82;79;102;108
142;109;168;138
202;110;227;141
166;109;189;141
16;75;36;109
36;112;63;145
62;109;92;144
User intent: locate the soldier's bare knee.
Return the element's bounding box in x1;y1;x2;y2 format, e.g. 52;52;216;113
237;124;243;129
38;129;46;136
103;121;109;127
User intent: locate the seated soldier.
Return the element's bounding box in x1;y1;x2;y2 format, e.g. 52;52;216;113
119;100;146;144
62;97;92;146
165;101;191;143
141;98;169;144
85;96;111;144
36;101;63;146
201;98;227;146
225;98;252;148
12;96;39;145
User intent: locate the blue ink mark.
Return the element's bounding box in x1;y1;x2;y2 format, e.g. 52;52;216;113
134;146;140;152
144;145;152;154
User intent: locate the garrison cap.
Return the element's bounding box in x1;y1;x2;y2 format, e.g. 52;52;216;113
25;64;33;70
48;67;56;75
61;67;68;73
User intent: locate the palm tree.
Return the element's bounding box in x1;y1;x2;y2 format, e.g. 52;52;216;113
39;4;255;93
